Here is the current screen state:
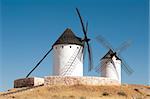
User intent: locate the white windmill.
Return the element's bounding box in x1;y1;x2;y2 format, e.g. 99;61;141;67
25;8;93;78
52;28;84;76
95;35;134;83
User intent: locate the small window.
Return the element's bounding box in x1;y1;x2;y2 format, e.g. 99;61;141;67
70;46;71;48
62;46;64;48
77;47;79;49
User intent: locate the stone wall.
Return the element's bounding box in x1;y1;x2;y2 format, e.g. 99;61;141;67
14;76;120;88
14;77;44;88
44;76;120;86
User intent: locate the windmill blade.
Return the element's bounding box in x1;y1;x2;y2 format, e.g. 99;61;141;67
82;44;86;61
118;55;134;75
82;21;88;61
95;59;108;73
87;42;93;71
96;35;114;51
76;8;89;42
86;21;88;33
95;59;111;73
116;40;132;54
76;8;87;37
26;47;53;78
121;60;134;75
95;62;102;73
76;8;93;71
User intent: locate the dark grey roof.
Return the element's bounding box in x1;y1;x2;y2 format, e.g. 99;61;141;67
53;28;84;46
101;49;121;60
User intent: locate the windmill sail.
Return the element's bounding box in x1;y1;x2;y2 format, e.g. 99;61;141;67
95;35;134;76
96;35;114;50
119;55;134;75
76;8;93;71
116;40;132;54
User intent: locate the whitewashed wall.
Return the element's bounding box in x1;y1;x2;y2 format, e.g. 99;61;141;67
101;56;121;83
53;44;83;76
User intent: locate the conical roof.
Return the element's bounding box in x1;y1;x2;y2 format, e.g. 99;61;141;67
53;28;84;46
101;49;121;60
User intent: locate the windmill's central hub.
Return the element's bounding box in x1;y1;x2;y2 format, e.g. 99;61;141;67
82;38;90;42
85;38;90;42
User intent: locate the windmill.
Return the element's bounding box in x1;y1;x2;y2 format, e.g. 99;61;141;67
53;8;93;76
59;8;93;76
25;8;93;78
95;35;134;83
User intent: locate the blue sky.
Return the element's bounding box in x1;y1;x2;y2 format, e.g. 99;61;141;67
0;0;149;91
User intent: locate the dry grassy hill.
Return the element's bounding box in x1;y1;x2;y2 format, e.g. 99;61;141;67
0;84;150;99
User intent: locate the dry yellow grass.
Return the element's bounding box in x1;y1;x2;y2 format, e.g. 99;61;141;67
0;84;150;99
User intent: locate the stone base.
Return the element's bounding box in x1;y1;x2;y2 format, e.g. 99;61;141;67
14;77;44;88
14;76;120;88
44;76;120;86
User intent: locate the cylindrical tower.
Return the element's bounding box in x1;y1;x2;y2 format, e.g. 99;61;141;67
101;50;121;83
52;28;84;76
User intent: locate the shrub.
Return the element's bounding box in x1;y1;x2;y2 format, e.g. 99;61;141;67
69;95;75;98
102;92;109;96
134;88;139;92
117;91;127;96
12;96;15;98
147;94;150;96
147;87;150;89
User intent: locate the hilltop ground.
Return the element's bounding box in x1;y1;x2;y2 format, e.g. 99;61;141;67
0;84;150;99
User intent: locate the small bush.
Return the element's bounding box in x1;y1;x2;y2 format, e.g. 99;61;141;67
69;95;75;98
134;88;142;93
147;87;150;89
102;92;109;96
134;88;143;95
117;91;127;96
147;94;150;96
134;88;139;92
